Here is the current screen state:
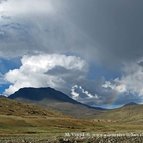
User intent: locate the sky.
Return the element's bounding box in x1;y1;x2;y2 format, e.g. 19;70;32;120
0;0;143;108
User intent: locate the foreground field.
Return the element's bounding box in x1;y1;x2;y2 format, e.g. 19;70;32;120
1;134;143;143
0;115;143;143
1;98;143;142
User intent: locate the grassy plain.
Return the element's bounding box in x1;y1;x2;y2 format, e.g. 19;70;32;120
0;98;143;142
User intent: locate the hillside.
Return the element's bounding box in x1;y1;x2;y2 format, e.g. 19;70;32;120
0;97;116;141
96;103;143;123
8;87;103;118
0;97;62;117
7;87;143;122
1;96;143;142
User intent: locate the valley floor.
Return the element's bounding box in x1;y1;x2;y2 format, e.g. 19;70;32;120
0;115;143;143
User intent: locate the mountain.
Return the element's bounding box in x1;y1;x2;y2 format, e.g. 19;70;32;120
8;87;104;118
9;87;78;104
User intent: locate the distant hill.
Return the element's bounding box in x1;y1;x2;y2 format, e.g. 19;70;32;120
123;102;138;107
0;95;6;98
96;102;143;123
8;87;103;118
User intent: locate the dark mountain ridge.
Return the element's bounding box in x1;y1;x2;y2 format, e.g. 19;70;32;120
9;87;105;109
8;87;104;118
9;87;78;104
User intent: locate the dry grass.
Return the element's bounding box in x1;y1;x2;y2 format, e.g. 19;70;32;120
1;98;143;142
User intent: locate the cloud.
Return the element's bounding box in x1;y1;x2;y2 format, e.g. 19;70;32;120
70;84;116;106
0;0;143;107
0;0;55;16
4;54;87;95
3;54;119;107
1;0;143;67
71;85;99;102
0;0;7;4
71;85;79;99
118;62;143;97
0;0;93;60
102;80;126;93
102;60;143;104
0;73;7;85
62;0;143;65
69;59;143;106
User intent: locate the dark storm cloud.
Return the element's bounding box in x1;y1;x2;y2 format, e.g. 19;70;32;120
1;0;143;106
113;93;143;106
60;0;143;65
1;0;143;66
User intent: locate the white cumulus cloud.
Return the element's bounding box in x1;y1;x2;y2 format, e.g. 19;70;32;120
102;60;143;103
102;80;126;93
4;54;87;95
117;62;143;96
71;85;99;104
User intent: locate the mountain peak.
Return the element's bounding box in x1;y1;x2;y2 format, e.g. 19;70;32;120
8;87;78;104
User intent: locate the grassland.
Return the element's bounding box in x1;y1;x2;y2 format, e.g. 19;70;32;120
1;114;143;142
95;104;143;124
0;98;143;142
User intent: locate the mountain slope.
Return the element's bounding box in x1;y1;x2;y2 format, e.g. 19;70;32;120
0;97;62;117
0;98;110;136
123;102;138;107
9;87;78;104
96;103;143;123
8;87;103;118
